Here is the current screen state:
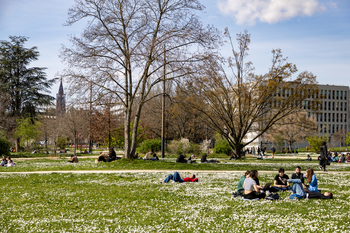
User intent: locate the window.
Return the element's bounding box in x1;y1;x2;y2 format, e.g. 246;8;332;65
324;101;326;110
332;102;335;111
329;90;331;99
341;91;343;100
337;91;339;99
345;114;347;123
341;102;343;111
340;113;343;122
333;90;335;99
324;113;327;122
320;113;322;122
336;113;339;122
332;113;335;122
320;124;323;133
328;102;331;111
308;112;311;118
336;102;339;111
345;103;347;111
329;113;331;122
329;124;331;133
324;125;327;134
345;91;347;100
332;124;335;134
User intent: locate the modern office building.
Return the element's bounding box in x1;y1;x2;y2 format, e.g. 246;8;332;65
314;84;349;136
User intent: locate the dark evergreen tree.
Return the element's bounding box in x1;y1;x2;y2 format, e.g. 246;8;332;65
0;36;56;151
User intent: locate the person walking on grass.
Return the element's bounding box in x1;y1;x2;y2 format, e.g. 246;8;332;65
319;141;328;172
271;146;276;159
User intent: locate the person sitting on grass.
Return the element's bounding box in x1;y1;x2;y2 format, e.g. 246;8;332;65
332;154;339;162
176;154;187;163
232;171;250;197
243;170;266;200
67;155;79;163
161;171;198;183
5;157;15;167
305;155;312;161
272;168;291;191
201;154;219;163
96;151;109;163
291;166;304;184
143;150;153;160
108;148;120;162
151;153;159;161
0;156;8;166
346;154;350;163
339;154;346;163
304;167;319;192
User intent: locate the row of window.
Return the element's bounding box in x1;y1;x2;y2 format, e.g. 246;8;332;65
316;113;347;123
319;124;347;134
319;90;348;100
322;101;348;112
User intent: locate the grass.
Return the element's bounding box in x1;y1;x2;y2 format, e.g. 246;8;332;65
1;171;350;232
2;156;350;172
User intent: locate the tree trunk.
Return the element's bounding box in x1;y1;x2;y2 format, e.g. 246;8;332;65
15;138;20;152
124;107;131;158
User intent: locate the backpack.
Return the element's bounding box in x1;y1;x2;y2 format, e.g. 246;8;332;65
266;193;280;201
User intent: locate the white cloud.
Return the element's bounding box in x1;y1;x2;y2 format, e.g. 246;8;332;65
217;0;326;25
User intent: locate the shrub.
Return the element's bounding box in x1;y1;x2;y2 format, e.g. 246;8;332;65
0;138;11;157
137;139;161;154
167;138;193;155
214;139;232;155
307;135;329;153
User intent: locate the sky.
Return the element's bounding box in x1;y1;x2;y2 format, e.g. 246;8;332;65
0;0;349;98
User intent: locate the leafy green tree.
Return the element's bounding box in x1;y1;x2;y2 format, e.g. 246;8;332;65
0;137;11;156
15;117;42;151
0;36;55;151
306;135;329;153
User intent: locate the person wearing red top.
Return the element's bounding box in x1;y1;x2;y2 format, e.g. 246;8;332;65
162;172;198;183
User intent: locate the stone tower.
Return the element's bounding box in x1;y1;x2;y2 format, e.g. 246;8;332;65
56;79;66;115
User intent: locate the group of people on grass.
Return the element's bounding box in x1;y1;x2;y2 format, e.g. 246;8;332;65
175;153;219;164
234;166;333;200
0;156;15;167
96;148;121;163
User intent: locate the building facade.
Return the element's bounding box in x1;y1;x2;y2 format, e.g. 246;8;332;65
314;84;349;136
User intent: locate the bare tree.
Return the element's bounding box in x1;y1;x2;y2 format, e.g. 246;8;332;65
62;108;89;155
60;0;220;158
180;30;319;158
333;129;347;151
265;112;318;151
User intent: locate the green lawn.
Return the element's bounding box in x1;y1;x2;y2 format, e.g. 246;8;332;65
2;156;350;172
1;172;349;232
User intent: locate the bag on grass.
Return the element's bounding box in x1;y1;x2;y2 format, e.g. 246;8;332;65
266;193;280;201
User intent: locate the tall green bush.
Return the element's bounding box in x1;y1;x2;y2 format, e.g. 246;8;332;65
306;135;329;153
214;139;232;155
137;139;161;154
0;138;11;156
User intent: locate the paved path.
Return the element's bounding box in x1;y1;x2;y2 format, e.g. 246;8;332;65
0;170;349;174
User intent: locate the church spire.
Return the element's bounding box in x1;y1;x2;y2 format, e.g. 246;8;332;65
56;79;66;115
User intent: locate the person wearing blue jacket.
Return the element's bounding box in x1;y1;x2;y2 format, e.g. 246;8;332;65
305;167;318;192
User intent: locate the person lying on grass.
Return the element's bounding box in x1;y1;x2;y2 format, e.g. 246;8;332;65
201;154;219;163
242;170;266;200
272;167;291;191
161;171;198;183
67;155;79;163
